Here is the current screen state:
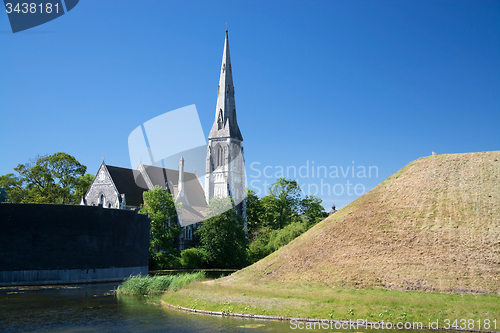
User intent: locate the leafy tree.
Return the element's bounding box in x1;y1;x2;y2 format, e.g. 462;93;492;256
245;188;265;239
73;173;95;203
0;173;25;203
14;161;58;203
140;186;182;269
1;152;91;204
246;226;272;263
197;196;247;268
299;195;328;227
44;152;86;204
245;178;328;263
265;178;302;229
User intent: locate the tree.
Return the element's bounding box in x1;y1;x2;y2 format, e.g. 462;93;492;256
1;152;91;204
73;173;95;203
264;178;302;229
245;188;265;239
140;186;182;269
197;196;247;268
43;152;86;204
0;173;25;203
245;179;328;263
299;195;328;227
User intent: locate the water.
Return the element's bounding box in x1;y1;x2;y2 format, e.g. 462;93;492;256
0;283;427;333
0;283;297;332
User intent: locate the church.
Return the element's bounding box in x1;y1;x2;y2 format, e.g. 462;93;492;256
82;29;246;251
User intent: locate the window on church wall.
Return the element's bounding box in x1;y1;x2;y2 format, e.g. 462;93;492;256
217;109;223;130
216;146;223;167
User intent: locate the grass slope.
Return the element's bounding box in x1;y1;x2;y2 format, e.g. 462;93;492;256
234;151;500;293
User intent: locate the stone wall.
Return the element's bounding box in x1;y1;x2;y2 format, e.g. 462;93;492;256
0;203;149;286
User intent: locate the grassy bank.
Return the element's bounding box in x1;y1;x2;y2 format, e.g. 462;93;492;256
162;280;500;327
116;271;205;295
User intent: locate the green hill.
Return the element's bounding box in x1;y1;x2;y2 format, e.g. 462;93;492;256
233;151;500;293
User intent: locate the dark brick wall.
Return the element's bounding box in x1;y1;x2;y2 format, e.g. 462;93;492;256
0;203;149;271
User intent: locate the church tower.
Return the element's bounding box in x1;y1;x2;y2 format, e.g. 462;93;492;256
205;28;246;219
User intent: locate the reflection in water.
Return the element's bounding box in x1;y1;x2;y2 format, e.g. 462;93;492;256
0;283;293;332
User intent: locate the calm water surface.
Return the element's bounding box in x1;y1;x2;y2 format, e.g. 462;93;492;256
0;282;422;333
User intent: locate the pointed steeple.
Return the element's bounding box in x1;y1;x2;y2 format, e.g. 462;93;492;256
208;28;243;141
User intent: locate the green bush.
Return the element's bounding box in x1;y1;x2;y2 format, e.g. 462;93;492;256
180;248;206;267
149;252;181;270
268;221;308;251
248;222;308;263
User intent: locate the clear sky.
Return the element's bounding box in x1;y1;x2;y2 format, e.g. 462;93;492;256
1;1;499;209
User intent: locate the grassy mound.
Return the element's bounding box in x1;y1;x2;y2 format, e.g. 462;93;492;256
234;151;500;293
116;271;205;295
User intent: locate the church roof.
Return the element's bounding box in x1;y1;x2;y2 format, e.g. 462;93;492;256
180;206;206;226
103;164;207;225
106;166;148;207
141;164;176;191
140;164;207;208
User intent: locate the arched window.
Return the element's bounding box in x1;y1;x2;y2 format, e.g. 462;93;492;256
217;146;223;167
99;194;104;206
217;109;223;130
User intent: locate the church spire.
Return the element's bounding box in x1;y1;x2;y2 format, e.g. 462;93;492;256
208;28;243;141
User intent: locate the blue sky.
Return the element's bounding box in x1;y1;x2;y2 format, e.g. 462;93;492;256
1;1;499;209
